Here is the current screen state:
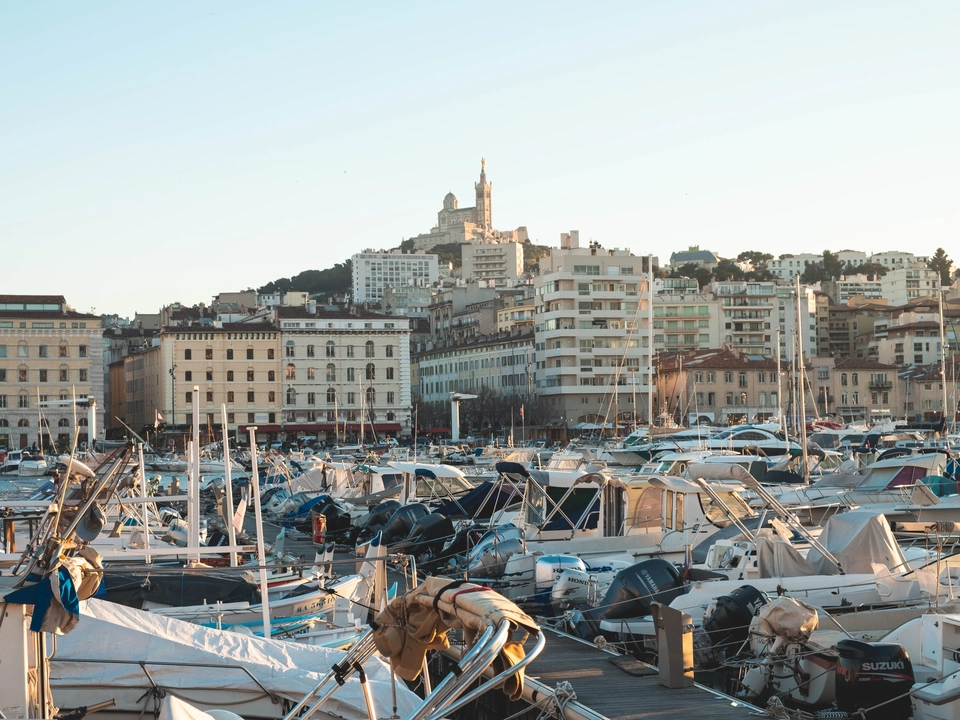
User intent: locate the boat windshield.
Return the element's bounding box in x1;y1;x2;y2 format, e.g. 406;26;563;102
699;490;754;527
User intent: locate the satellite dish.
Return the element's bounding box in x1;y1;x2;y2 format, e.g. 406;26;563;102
58;455;96;478
75;504;106;542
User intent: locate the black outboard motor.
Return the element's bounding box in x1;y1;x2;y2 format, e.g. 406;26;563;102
391;513;455;559
352;500;402;544
320;503;352;539
575;559;684;640
835;639;914;720
381;503;429;544
694;585;766;669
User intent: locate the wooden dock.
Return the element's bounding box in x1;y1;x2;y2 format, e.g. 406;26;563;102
521;629;759;720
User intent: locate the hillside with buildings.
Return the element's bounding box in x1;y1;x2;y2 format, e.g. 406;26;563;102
4;163;959;452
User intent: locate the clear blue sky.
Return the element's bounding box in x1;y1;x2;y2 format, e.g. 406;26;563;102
2;2;958;318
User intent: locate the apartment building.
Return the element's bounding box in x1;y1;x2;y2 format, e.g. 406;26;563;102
652;293;722;351
870;251;930;269
821;275;884;305
533;242;652;426
767;251;868;281
276;306;412;442
0;295;103;451
460;242;524;287
655;349;785;425
808;357;901;423
351;249;439;304
711;281;814;358
881;267;941;305
155;322;282;443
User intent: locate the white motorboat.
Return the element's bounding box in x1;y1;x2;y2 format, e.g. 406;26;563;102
0;449;49;477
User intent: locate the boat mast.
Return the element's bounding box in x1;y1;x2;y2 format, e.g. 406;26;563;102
647;253;654;428
939;287;950;433
632;371;638;431
776;329;788;453
795;275;809;482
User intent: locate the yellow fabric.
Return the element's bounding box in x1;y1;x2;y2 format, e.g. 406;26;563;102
372;577;539;697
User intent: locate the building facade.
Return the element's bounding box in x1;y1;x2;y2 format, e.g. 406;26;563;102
534;243;653;426
276;306;412;442
460;242;524;287
0;295;103;451
351;250;439;305
652;293;722;352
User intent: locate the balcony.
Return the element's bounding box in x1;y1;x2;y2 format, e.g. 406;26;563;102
869;380;892;390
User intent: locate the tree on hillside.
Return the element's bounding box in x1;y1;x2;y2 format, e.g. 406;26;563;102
737;251;774;271
800;262;827;284
400;238;415;252
929;247;953;287
712;259;745;282
842;261;888;281
823;250;844;280
258;261;352;296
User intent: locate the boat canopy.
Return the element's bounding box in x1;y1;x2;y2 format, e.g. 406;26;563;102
804;511;907;576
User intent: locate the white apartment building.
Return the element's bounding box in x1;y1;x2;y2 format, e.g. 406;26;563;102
767;251;867;281
870;251;930;269
652;294;722;352
711;281;815;358
276;306;412;441
351;250;439;304
822;275;884;304
881;267;941;305
534;242;653;426
415;333;535;404
460;242;524;287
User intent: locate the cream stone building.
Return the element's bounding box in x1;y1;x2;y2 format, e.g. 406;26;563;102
153;322;283;444
275;305;412;442
408;160;529;251
0;295;103;451
460;242;524;287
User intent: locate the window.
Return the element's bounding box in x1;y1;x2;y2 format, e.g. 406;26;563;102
286;389;297;405
757;372;766;383
206;391;213;403
18;417;29;425
325;364;335;382
724;372;733;383
365;387;375;405
185;391;193;402
327;387;336;404
325;341;335;358
248;413;255;423
267;348;274;359
738;372;747;388
227;391;234;402
841;373;848;386
707;372;715;384
286;364;296;380
387;391;395;404
0;371;4;382
307;392;316;405
184;349;192;360
268;390;276;402
366;364;375;380
347;367;355;382
247;370;255;381
386;367;394;380
78;345;87;357
346;345;354;358
39;369;47;382
307;344;316;358
19;396;29;409
205;347;213;360
227;413;235;424
851;373;859;386
185;370;193;381
386;345;394;358
19;368;27;382
365;341;375;358
247;348;254;360
852;392;860;405
227;370;234;381
817;368;828;380
247;391;255;403
307;367;315;380
59;368;67;382
58;418;69;427
58;345;67;357
285;341;295;358
79;369;87;382
227;349;234;360
38;345;48;358
206;370;213;381
347;392;356;404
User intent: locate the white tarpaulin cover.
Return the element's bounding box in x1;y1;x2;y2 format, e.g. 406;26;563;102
756;535;817;579
804;511;906;576
51;599;421;720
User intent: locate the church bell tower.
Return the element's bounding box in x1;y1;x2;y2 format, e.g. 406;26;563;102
475;157;492;231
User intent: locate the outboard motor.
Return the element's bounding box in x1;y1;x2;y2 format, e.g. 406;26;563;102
381;503;429;544
352;500;401;544
835;639;914;720
693;585;766;669
575;559;684;640
320;503;353;540
391;513;455;559
533;555;587;611
459;524;526;577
